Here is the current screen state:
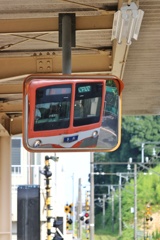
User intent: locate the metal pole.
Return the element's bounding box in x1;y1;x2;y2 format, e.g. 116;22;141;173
141;142;145;163
111;188;114;233
134;164;137;240
62;14;72;74
119;174;122;236
72;173;75;236
102;194;106;229
90;152;95;240
77;178;82;239
45;156;52;240
54;153;57;216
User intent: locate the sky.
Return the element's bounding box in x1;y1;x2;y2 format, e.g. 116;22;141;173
56;152;91;204
43;152;91;217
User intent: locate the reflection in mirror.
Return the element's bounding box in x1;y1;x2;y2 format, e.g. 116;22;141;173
23;75;124;152
34;84;71;131
99;80;119;149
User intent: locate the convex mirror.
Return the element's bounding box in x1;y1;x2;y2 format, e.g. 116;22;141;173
23;75;124;152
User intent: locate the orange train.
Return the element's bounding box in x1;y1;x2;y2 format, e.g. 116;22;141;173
24;77;106;149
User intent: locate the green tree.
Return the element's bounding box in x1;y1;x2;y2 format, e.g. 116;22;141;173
94;116;160;186
120;165;160;239
93;116;160;237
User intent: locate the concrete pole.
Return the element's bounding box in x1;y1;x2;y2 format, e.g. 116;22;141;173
134;164;137;240
72;173;75;236
119;174;122;236
102;194;106;229
90;152;94;240
111;188;115;233
0;136;11;240
77;178;82;239
29;152;34;184
54;153;58;217
141;142;145;163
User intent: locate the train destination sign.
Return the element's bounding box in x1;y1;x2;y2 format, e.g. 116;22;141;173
78;85;91;93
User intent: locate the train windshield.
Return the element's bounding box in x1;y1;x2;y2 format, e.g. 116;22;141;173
74;82;103;126
34;84;71;131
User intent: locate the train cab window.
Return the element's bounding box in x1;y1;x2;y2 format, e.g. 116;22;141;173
73;82;103;126
34;84;71;131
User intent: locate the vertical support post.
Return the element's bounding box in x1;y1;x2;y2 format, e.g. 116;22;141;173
44;156;52;240
77;178;82;239
59;13;75;74
29;152;35;184
54;153;57;216
0;136;11;240
119;174;122;236
102;194;106;229
141;142;145;163
72;173;75;236
90;152;94;240
62;14;72;74
59;14;75;75
17;185;40;240
111;187;115;233
134;164;137;240
46;174;51;238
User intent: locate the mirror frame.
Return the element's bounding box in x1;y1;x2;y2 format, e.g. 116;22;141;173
23;74;124;152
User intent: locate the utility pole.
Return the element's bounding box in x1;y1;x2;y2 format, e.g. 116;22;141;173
118;173;122;236
90;152;94;240
117;172;128;237
134;164;137;240
77;178;82;239
141;142;145;163
72;173;75;236
111;186;115;233
102;194;106;229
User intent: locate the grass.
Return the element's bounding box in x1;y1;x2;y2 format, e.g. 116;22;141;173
94;235;118;240
80;232;118;240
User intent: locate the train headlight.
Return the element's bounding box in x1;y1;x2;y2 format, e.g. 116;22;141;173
33;139;42;147
92;130;98;138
